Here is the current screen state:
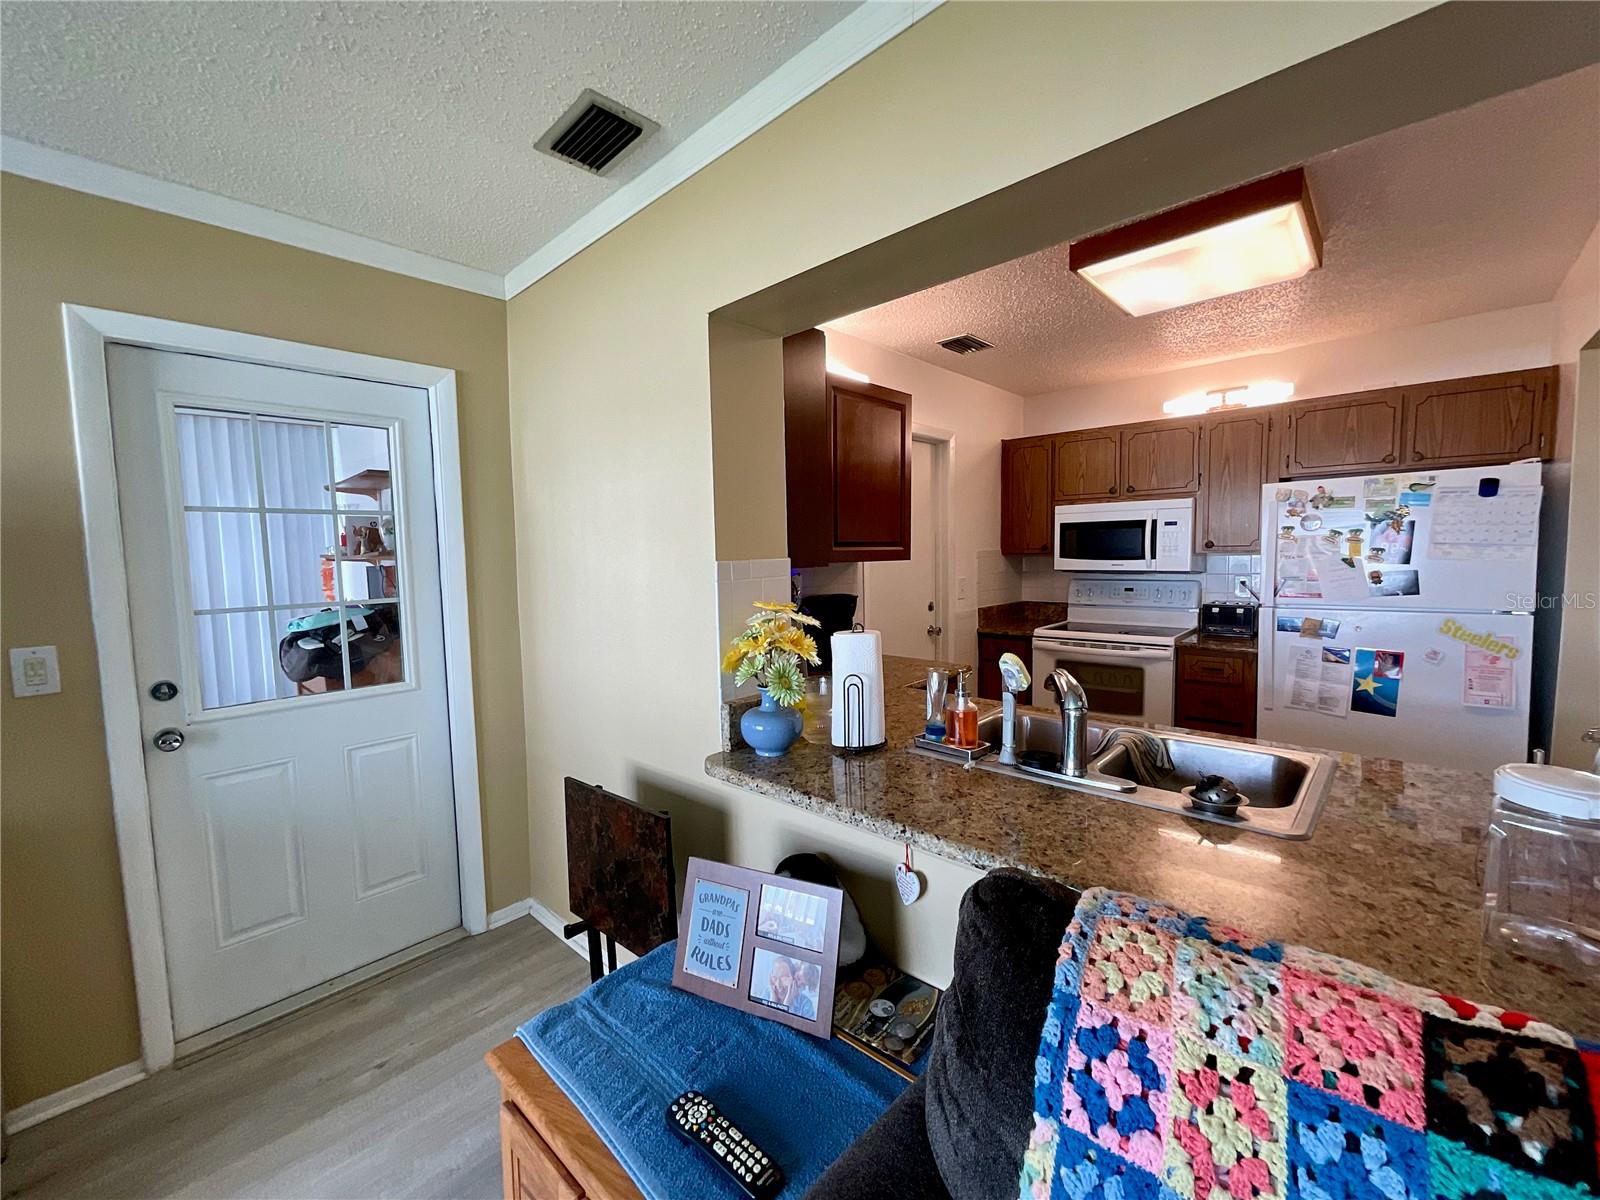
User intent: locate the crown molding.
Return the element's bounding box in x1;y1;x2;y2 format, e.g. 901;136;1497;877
2;0;940;303
501;0;944;299
1;136;506;298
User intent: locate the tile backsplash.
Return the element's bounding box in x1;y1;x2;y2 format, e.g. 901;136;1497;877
1003;553;1263;604
716;557;791;700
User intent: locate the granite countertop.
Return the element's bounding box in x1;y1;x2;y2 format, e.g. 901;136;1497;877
976;601;1069;638
709;656;1597;1033
1178;630;1259;655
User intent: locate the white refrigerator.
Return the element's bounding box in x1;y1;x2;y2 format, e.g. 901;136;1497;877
1257;461;1542;772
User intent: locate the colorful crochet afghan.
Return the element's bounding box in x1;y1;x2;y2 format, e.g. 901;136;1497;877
1022;889;1599;1200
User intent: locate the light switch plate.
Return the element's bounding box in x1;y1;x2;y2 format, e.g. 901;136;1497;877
10;645;61;697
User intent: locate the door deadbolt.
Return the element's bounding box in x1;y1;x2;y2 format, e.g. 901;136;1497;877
150;680;179;702
153;728;185;752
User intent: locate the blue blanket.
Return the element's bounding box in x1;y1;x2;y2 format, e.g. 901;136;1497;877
517;941;914;1199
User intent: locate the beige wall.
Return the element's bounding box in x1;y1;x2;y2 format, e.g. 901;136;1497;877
1024;302;1563;432
508;2;1430;986
0;174;528;1106
708;318;787;561
1551;224;1600;769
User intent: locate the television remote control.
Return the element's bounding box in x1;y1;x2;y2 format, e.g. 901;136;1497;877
667;1090;784;1199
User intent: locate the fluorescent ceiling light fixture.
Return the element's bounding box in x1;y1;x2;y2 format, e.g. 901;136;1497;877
826;360;870;383
1071;169;1322;317
1163;381;1295;417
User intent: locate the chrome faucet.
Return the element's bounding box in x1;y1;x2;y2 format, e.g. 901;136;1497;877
1041;667;1135;792
1045;668;1090;777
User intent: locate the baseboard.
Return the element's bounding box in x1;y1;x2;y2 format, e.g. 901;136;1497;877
525;896;592;958
487;898;533;929
497;895;640;964
4;1061;146;1134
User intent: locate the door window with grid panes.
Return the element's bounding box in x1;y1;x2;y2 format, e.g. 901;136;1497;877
176;408;406;708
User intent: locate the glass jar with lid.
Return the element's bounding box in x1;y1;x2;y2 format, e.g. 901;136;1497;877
1481;763;1600;972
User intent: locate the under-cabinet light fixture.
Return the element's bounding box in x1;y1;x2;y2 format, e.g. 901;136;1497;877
1071;168;1321;317
1162;380;1295;417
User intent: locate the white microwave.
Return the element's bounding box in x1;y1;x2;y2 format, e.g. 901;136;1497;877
1053;498;1201;572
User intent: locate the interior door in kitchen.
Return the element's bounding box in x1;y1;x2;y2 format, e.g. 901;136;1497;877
865;438;941;658
107;345;461;1040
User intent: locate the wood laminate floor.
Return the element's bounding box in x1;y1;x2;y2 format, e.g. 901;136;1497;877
3;916;590;1200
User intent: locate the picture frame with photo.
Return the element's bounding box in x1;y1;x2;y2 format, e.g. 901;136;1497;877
671;857;843;1039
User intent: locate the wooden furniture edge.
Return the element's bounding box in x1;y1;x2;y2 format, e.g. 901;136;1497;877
486;1037;645;1200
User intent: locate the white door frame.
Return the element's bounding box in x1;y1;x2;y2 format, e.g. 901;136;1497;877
915;426;955;662
61;304;488;1075
863;424;954;659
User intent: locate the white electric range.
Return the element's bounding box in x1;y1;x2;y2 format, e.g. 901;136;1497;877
1031;577;1200;726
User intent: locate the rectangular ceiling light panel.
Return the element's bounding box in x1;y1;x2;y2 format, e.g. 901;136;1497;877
1071;169;1322;317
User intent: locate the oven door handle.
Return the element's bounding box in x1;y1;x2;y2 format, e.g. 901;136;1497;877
1035;643;1173;663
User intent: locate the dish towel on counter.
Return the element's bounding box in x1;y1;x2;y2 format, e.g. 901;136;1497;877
1021;888;1599;1200
517;941;913;1199
1088;729;1173;787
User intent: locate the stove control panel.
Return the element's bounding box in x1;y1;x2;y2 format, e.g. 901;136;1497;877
1067;578;1201;609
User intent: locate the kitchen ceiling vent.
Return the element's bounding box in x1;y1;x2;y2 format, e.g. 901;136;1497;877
937;334;994;355
535;89;660;175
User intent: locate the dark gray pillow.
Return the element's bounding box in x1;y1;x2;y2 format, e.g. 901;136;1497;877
924;869;1080;1199
805;1076;952;1200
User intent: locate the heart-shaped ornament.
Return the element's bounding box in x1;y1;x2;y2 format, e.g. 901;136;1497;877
894;862;923;906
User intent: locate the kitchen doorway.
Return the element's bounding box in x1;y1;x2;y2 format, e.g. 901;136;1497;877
864;429;951;660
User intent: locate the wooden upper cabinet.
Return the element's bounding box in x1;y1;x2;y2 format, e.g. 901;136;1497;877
1052;429;1120;502
831;376;912;556
1121;419;1201;496
1197;410;1270;553
1402;367;1555;467
1001;436;1054;555
1279;388;1403;478
783;330;912;567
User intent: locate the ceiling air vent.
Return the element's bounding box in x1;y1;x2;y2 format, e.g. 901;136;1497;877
937;334;994;356
535;89;659;175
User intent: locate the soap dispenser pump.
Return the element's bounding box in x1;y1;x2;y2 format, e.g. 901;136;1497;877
944;669;979;749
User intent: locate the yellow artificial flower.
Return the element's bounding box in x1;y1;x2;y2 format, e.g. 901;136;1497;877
752;600;799;613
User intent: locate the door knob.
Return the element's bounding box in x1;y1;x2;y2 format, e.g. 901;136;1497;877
153;728;185;752
926;624;943;638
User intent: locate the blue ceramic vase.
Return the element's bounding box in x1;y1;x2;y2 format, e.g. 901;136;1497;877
740;687;803;758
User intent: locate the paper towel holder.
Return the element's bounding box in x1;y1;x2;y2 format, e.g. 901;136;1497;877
837;624;885;754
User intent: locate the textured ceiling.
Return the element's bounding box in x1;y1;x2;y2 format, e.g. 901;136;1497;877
0;1;858;274
827;65;1600;397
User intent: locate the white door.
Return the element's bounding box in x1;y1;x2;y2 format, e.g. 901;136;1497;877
865;440;939;658
107;345;461;1040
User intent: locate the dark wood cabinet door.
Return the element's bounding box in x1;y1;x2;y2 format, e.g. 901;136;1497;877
1121;419;1201;496
1280;389;1403;478
976;633;1033;702
830;377;912;558
1052;430;1120;502
1001;437;1054;555
1174;644;1257;738
1197;411;1269;552
784;330;913;566
1402;368;1555;467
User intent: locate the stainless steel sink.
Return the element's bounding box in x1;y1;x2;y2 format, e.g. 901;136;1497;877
914;711;1336;839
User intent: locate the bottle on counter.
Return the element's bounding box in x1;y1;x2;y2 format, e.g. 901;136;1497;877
943;669;980;749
